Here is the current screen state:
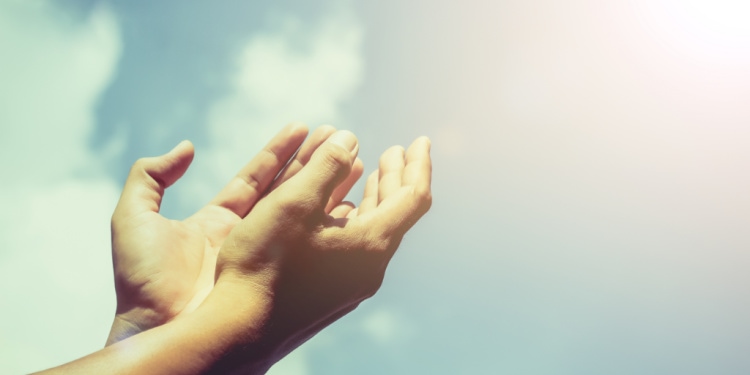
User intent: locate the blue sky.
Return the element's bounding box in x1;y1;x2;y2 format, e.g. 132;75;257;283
2;0;750;374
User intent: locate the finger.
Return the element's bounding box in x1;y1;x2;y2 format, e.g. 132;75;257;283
286;130;359;207
377;146;405;204
363;137;432;238
357;171;379;216
325;157;364;213
115;140;194;218
329;201;355;219
270;125;337;191
402;136;432;190
346;207;359;219
209;123;308;217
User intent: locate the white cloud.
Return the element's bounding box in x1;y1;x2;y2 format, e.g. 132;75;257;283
0;2;122;373
177;11;364;210
361;308;413;344
266;322;339;375
0;1;121;183
266;345;311;375
170;10;365;374
0;3;364;372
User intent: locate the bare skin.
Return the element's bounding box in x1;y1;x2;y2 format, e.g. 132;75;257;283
210;132;433;372
107;123;363;344
38;125;431;374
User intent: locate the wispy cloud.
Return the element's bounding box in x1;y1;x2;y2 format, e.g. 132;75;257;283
361;308;413;344
0;3;365;373
177;10;364;213
173;10;365;375
0;2;122;373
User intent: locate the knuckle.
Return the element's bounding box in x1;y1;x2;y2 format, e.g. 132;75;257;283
322;143;353;170
129;156;165;187
413;184;433;210
273;193;314;216
259;147;281;165
129;157;158;179
241;171;263;191
273;194;300;211
130;157;148;173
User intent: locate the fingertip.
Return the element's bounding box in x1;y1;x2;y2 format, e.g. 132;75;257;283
311;125;338;146
165;140;195;167
367;170;378;183
396;145;406;157
410;137;431;152
282;122;310;146
351;159;366;183
267;125;338;191
385;144;406;155
170;140;194;154
317;124;337;135
289;131;358;205
327;130;359;156
353;157;364;172
420;136;431;151
119;141;196;216
379;146;406;169
286;121;310;135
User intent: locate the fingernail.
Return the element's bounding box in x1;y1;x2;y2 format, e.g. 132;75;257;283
328;130;358;153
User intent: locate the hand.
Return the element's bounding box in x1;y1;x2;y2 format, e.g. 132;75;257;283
107;124;364;345
36;128;429;375
208;130;432;373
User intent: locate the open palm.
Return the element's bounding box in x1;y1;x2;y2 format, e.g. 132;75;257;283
106;124;363;344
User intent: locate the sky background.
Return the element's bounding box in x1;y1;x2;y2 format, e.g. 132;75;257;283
1;0;750;374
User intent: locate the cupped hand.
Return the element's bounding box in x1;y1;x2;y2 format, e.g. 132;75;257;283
210;130;432;372
106;124;364;345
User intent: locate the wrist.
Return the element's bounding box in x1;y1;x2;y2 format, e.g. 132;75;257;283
199;275;282;374
106;307;165;346
208;275;274;339
106;315;143;346
57;283;277;375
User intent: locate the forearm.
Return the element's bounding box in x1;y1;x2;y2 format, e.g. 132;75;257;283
37;280;273;375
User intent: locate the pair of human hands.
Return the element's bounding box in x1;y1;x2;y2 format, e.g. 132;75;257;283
107;123;432;370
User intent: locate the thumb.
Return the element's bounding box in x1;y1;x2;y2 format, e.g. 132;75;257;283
287;130;358;206
115;140;195;218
